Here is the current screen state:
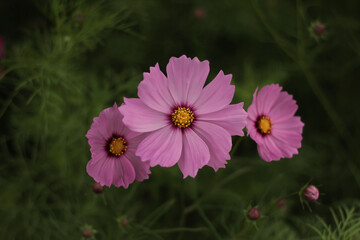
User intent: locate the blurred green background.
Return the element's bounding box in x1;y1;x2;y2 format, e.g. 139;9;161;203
1;0;360;239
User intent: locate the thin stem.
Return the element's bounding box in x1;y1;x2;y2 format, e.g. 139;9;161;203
197;207;222;240
251;0;351;142
230;136;243;157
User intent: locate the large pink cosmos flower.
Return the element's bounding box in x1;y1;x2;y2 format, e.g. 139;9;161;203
86;103;150;188
119;55;247;178
246;84;304;162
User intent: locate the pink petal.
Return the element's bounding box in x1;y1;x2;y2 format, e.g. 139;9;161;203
166;55;209;105
269;90;298;122
112;156;136;188
273;116;304;134
255;84;282;115
119;98;169;132
255;118;303;161
197;103;247;136
177;128;210;178
89;116;111;140
272;128;303;149
193;70;235;114
247;88;259;121
257;144;281;162
136;125;182;167
88;137;106;156
263;137;283;160
138;64;175;113
246;122;264;145
125;151;151;182
107;102;125;135
86;124;106;142
193;121;232;171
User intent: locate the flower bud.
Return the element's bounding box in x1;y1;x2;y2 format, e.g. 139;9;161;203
82;228;92;238
314;22;326;36
247;208;260;220
277;199;285;208
121;218;129;228
75;12;84;22
309;21;326;40
92;182;104;194
303;185;319;202
194;8;206;20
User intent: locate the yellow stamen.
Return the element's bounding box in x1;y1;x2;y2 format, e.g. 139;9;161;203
109;137;127;156
257;116;272;135
172;107;194;128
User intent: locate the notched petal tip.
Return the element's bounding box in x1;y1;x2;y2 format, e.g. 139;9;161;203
112;101;119;109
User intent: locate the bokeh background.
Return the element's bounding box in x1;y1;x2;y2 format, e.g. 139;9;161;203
1;0;360;239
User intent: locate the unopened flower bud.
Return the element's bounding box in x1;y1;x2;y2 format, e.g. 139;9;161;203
82;228;92;238
121;218;129;227
314;22;326;36
309;21;326;40
92;182;104;194
75;12;84;22
194;8;206;20
303;185;319;202
277;199;285;208
247;208;260;220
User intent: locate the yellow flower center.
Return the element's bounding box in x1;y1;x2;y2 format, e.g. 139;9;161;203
257;116;272;135
172;107;194;128
108;137;127;156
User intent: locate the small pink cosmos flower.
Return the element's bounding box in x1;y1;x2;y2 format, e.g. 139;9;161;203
119;55;247;178
86;103;150;188
246;84;304;162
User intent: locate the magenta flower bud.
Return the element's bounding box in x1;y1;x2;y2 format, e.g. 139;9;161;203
303;185;319;202
121;218;129;227
92;182;104;194
277;199;285;208
247;208;260;220
194;8;206;20
314;22;326;36
309;21;326;40
75;12;84;22
82;228;92;238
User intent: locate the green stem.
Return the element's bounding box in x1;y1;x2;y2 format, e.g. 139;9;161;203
230;136;243;157
251;0;351;142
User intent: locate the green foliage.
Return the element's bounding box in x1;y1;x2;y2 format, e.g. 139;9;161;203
0;0;359;239
309;204;360;240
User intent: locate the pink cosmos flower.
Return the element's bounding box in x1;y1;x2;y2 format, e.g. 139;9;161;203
86;103;150;188
119;55;247;178
246;84;304;161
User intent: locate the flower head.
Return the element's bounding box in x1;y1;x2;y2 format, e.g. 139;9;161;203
246;84;304;162
303;185;319;202
194;8;206;20
309;21;327;41
119;55;247;178
86;103;151;188
247;208;260;220
92;182;104;194
81;224;96;239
